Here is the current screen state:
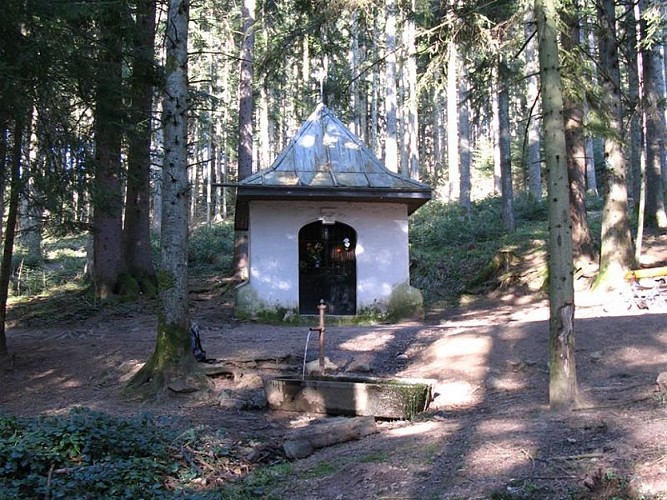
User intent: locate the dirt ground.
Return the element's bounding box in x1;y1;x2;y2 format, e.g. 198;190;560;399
1;234;667;499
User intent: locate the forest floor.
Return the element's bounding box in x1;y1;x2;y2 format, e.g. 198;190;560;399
1;233;667;499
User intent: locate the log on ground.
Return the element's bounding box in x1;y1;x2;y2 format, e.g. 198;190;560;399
283;416;378;459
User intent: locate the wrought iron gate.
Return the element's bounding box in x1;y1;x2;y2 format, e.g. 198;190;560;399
299;221;357;315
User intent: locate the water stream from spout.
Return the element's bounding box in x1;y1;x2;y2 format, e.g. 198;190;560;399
302;329;312;380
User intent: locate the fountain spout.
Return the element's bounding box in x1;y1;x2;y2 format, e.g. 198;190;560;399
309;300;327;374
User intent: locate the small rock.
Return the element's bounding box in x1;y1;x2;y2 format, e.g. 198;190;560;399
283;439;313;459
305;357;338;374
218;390;246;410
657;372;667;393
167;380;198;393
219;398;246;410
246;390;267;410
244;447;264;462
486;377;504;390
346;359;372;373
590;351;603;362
396;353;408;360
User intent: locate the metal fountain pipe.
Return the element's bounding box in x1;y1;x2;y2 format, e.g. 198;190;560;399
309;299;327;374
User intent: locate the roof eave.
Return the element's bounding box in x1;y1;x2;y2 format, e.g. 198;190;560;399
233;186;431;230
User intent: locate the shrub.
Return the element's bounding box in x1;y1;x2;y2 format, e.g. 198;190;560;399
188;221;235;275
409;196;548;307
0;408;176;498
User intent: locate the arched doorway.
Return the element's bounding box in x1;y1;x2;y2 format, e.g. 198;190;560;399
299;221;357;315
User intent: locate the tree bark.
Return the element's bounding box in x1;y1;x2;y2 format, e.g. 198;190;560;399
91;4;125;299
447;42;460;202
234;0;255;284
561;2;596;264
492;78;502;194
19;110;43;266
595;0;636;290
237;0;255;181
384;0;398;173
626;5;642;206
459;72;472;215
584;29;599;197
123;0;157;296
0;117;25;357
628;2;647;262
127;0;208;396
498;58;514;233
525;7;543;201
639;0;667;229
370;14;380;156
405;0;419;180
535;0;579;410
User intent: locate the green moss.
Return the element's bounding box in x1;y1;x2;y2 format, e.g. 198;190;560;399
156;270;176;291
139;276;158;298
117;273;141;302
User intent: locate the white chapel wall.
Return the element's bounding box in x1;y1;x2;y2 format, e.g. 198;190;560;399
245;200;410;312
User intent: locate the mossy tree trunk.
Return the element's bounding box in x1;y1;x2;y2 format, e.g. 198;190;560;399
127;0;208;396
535;0;579;410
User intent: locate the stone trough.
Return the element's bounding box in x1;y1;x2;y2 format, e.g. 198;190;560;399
263;375;434;419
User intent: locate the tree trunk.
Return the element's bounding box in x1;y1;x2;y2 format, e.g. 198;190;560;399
370;14;380;156
535;0;579;411
384;0;398;173
595;0;636;290
525;7;543;201
18;108;43;266
459;73;472;215
629;2;646;262
0;118;6;253
127;0;208;396
0;117;25;357
237;0;255;181
584;28;599;197
562;3;596;264
491;78;502;194
123;0;157;296
498;58;514;233
640;0;667;229
447;42;460;202
91;5;125;299
405;0;419;180
626;5;642;206
234;0;255;284
350;9;361;137
283;417;378;459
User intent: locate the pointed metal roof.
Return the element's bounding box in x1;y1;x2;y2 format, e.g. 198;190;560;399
235;104;431;229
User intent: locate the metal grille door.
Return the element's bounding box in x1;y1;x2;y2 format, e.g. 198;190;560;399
299;221;357;315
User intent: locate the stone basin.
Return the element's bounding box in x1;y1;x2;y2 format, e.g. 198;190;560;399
263;375;434;419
